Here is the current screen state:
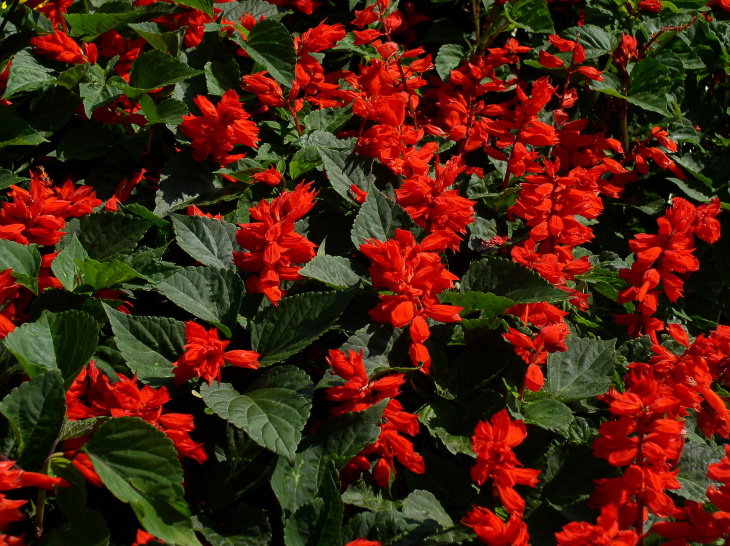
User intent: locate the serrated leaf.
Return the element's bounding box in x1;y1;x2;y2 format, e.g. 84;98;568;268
173;0;214;15
154;153;217;215
309;131;378;202
238;20;295;88
170;213;239;269
543;337;616;402
522;399;574;437
505;0;554;33
104;305;185;380
252;291;354;365
139;95;189;125
0;372;65;470
129;22;185;55
676;439;725;501
402;490;454;528
4;310;99;383
299;255;360;289
461;257;570;303
303;106;352;133
0;240;41;293
86;417;200;545
0;115;48;148
435;44;464;80
627;59;671;115
129;49;203;91
153;266;244;337
74;212;151;261
201;366;313;460
441;291;515;317
4;50;55;99
66;11;141;40
204;59;241;96
283;463;342;546
561;25;616;59
351;186;410;246
59;417;104;442
51;234;89;291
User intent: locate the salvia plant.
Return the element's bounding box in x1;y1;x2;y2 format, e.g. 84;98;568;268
0;0;728;544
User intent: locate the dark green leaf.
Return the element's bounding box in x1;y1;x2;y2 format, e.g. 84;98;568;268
4;310;99;383
238;20;296;88
200;366;313;460
440;291;515;317
676;439;725;502
75;258;141;291
0;372;65;470
299;255;361;289
154;153;217;215
205;59;241;96
153;266;244;336
309;131;377;202
104;305;184;381
561;25;616;59
172;0;214;15
351;186;410;246
0;115;48;148
170;213;239;269
66;11;142;40
283;463;342;546
0;240;41;293
139;95;189;125
543;337;616;402
461;257;569;303
129;49;203;91
505;0;554;33
86;417;200;545
252;290;354;365
435;44;464;80
129;22;185;54
627;59;671;116
302;106;353;134
522;399;574;437
4;50;55;99
74;212;151;261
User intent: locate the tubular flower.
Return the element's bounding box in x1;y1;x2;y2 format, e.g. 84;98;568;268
180;89;259;166
172;321;260;385
360;229;462;373
233;182;318;304
65;362;208;466
470;409;540;515
462;505;529;545
556;505;639;545
30;30;97;64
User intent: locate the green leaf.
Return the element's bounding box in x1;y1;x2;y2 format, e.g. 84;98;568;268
129;22;185;55
309;131;378;202
66;11;142;40
435;44;464;80
73;212;151;261
153;266;244;337
251;291;354;365
351;186;410;246
51;234;88;291
543;337;616;402
104;305;185;381
51;124;120;161
299;255;361;289
302;105;353;134
75;258;141;291
505;0;554;33
238;19;296;88
0;240;41;293
154;153;217;215
418;402;472;456
402;490;454;529
461;257;570;303
4;310;99;383
522;399;574;437
139;94;189;125
205;59;241;96
561;25;616;59
0;115;48;148
627;59;671;116
343;510;436;546
170;213;239;269
195;505;272;546
440;291;515;317
676;439;725;502
0;169;27;190
200;366;313;460
4;50;55;99
129;49;203;91
283;463;343;546
79;81;124;118
0;372;65;470
173;0;214;15
86;417;200;545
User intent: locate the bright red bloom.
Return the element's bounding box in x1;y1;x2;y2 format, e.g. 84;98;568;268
556;505;639;545
233;182;318;304
172;322;260;384
132;529;162;545
462;505;529;545
325;349;405;415
345;540;382;546
66;362;207;465
470;409;540;515
251;166;283;186
180;90;259;166
30;30;97;64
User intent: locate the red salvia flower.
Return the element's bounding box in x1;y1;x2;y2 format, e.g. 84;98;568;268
233;182;318;304
172;321;260;385
180;90;259;166
30;30;97;64
555;505;639;545
462;505;530;545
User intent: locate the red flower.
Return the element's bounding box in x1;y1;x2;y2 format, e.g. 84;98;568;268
172;321;260;384
251;166;283;186
180;90;259;166
30;30;97;64
462;505;529;545
233;182;318;304
470;409;540;515
556;505;639;545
